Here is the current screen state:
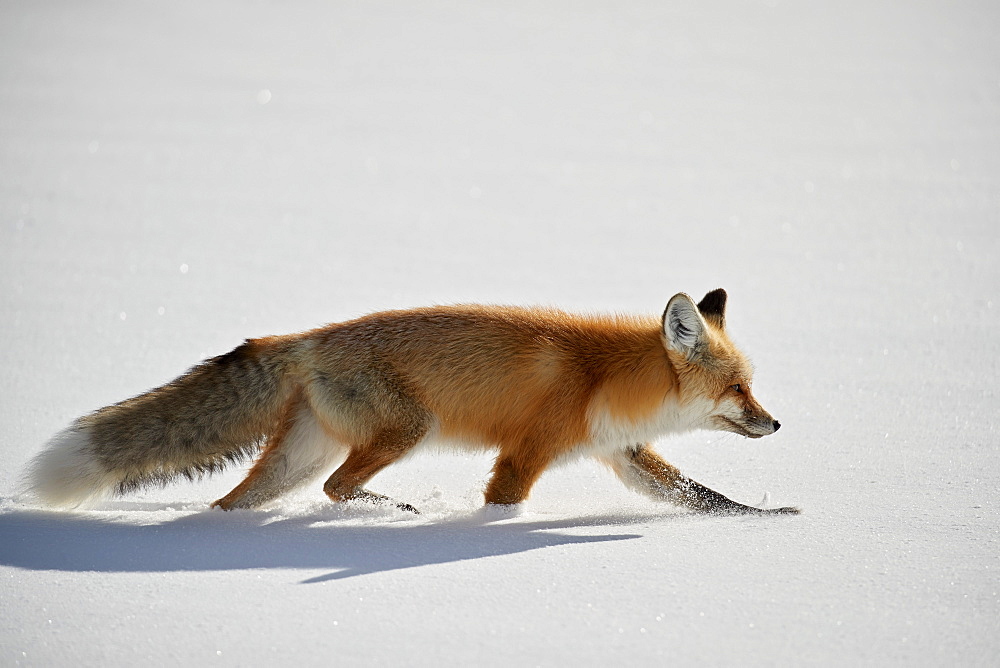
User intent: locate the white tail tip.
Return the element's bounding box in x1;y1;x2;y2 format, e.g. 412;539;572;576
26;426;116;509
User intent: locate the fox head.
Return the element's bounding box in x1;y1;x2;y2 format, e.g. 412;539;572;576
662;289;780;439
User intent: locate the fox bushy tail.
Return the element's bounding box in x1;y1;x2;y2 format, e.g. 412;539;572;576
27;337;298;508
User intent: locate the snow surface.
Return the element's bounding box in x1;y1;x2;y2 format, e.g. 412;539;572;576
2;1;998;665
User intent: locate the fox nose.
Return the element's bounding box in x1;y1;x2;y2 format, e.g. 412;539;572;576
772;420;781;432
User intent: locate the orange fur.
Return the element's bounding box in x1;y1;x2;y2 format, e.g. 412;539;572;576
27;290;799;515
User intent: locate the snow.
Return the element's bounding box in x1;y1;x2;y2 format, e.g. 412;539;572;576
2;0;998;665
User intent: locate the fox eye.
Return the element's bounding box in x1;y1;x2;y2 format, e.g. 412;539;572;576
731;384;743;394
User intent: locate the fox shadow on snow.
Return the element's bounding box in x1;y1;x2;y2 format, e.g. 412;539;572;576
0;504;656;583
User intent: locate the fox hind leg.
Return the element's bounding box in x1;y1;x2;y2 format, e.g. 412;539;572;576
213;394;345;510
604;444;800;516
342;489;419;514
322;424;427;514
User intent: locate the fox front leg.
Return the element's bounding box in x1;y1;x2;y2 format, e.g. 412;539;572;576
606;445;800;516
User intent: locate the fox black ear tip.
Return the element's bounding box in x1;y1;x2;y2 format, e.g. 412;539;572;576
696;289;728;319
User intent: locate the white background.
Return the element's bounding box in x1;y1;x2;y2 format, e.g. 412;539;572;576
1;1;997;665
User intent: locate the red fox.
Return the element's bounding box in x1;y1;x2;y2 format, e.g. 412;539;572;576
27;289;798;515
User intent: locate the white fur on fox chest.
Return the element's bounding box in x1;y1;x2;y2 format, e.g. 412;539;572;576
576;395;716;460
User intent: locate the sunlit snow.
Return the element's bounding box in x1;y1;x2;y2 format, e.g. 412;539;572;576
1;1;997;665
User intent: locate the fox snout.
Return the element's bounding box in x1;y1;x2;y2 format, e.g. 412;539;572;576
742;394;780;439
752;414;781;438
748;418;781;439
717;405;781;439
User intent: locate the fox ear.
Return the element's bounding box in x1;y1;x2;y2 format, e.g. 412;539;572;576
697;288;727;329
662;293;708;357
